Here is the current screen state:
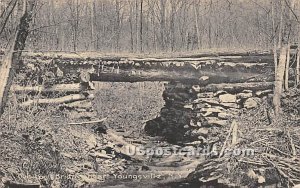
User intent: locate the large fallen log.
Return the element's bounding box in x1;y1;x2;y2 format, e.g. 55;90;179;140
20;94;94;107
12;82;94;94
200;82;294;93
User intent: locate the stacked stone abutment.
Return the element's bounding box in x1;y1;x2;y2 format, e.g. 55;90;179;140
145;81;275;144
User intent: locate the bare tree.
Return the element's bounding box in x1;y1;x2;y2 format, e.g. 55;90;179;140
0;0;36;115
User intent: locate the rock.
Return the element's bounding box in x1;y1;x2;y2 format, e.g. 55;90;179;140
192;85;201;92
242;90;253;93
199;76;209;81
191;128;209;137
197;92;214;98
237;92;253;99
197;128;209;135
201;111;214;117
190;119;202;127
185;140;205;146
219;103;240;109
200;107;225;113
194;98;219;105
214;90;228;97
255;89;272;97
244;97;261;109
201;107;226;117
86;135;97;149
219;94;236;103
92;123;108;134
194;103;211;109
90;152;112;159
184;104;193;109
218;113;234;119
78;175;98;183
258;176;266;184
206;118;228;126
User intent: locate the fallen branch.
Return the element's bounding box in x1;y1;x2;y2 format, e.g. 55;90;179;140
231;120;238;146
20;94;94;107
68;118;107;125
219;121;235;158
287;131;297;157
106;129;144;161
12;82;95;94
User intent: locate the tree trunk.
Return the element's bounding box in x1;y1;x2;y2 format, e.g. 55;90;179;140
296;48;300;86
0;0;36;115
273;46;288;115
284;0;295;91
139;0;143;52
271;0;278;73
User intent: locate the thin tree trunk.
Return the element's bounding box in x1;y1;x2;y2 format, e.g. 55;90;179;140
129;1;134;52
296;48;300;86
278;0;284;49
271;0;278;73
273;45;288;115
139;0;143;52
284;44;291;90
0;0;36;115
194;1;201;50
284;0;295;91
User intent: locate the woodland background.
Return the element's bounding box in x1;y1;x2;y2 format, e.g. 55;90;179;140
0;0;300;53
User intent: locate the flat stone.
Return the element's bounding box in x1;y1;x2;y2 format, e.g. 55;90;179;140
242;90;253;93
219;94;237;103
201;111;214;117
244;97;261;109
199;76;209;81
184;104;193;109
219;102;240;109
218;112;234;119
214;90;228;97
237;92;253;99
90;152;112;159
206;118;228;126
197;92;214;98
194;98;219;105
191;128;209;136
200;107;225;113
255;89;273;97
193;103;212;109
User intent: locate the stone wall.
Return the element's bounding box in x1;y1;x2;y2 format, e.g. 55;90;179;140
145;81;274;144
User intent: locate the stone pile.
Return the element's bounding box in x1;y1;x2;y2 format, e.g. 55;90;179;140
146;81;273;144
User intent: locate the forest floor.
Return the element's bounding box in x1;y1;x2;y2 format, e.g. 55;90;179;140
0;81;196;188
1;80;300;188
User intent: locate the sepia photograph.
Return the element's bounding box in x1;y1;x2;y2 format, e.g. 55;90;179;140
0;0;300;187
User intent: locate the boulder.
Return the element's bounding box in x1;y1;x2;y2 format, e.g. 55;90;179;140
219;94;236;103
244;97;261;109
